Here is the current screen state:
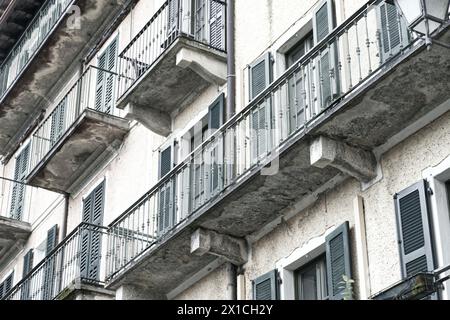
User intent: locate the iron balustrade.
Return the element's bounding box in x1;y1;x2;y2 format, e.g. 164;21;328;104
0;176;37;223
29;66;122;176
0;0;75;102
117;0;226;100
106;0;420;281
3;222;108;300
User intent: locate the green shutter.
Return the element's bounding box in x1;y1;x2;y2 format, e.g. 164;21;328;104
249;53;272;100
394;181;435;279
326;221;352;300
80;182;105;281
159;145;175;234
49;98;67;146
21;249;34;300
10;144;30;220
253;270;278;300
42;225;58;299
208;93;225;133
95;38;117;114
313;0;334;44
377;2;409;62
207;94;225;197
22;249;34;277
313;0;339;109
0;272;14;299
46;225;59;255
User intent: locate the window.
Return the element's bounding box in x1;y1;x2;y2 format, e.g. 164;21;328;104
295;255;328;300
286;32;313;68
158;144;175;234
10;144;30;221
95;38;118;114
254;222;352;300
0;272;14;299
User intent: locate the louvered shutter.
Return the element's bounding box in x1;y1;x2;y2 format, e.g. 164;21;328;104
21;249;34;300
42;225;58;300
326;221;352;300
377;2;408;62
0;272;14;299
288;72;305;133
313;0;338;109
314;1;331;43
80;182;105;281
10;145;30;220
394;181;435;279
251;103;271;163
50;99;67;146
159;146;175;234
209;0;225;50
168;0;180;36
207;94;225;197
249;53;272;101
95;39;117;114
253;270;278;300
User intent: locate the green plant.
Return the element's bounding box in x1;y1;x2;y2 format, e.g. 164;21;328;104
339;275;355;300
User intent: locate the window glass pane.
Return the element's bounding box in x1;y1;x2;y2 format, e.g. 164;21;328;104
295;254;327;300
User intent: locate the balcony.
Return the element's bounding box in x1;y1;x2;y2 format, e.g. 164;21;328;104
0;177;32;268
25;66;130;194
104;0;450;297
0;0;46;63
2;223;114;300
116;0;227;137
0;0;127;157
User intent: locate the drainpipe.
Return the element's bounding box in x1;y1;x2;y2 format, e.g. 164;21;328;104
61;193;69;239
225;262;237;300
226;0;235;120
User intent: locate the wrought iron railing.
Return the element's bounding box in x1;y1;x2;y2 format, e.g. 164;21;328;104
0;176;38;223
0;0;75;102
117;0;226;99
106;0;421;281
29;66;122;176
3;223;108;300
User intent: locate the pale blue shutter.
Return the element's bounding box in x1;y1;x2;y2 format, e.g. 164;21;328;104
377;2;408;62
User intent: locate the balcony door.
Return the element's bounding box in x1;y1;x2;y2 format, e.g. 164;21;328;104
80;181;105;282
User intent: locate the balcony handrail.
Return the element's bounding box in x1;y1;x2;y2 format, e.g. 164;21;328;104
116;0;227;100
2;222;108;300
28;65;123;176
108;0;411;228
119;0;170;56
0;0;75;101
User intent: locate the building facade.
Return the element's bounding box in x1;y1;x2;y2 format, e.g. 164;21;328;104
0;0;449;300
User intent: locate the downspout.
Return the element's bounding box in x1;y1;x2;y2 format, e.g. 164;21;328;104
225;0;237;301
226;0;235;120
61;193;69;239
